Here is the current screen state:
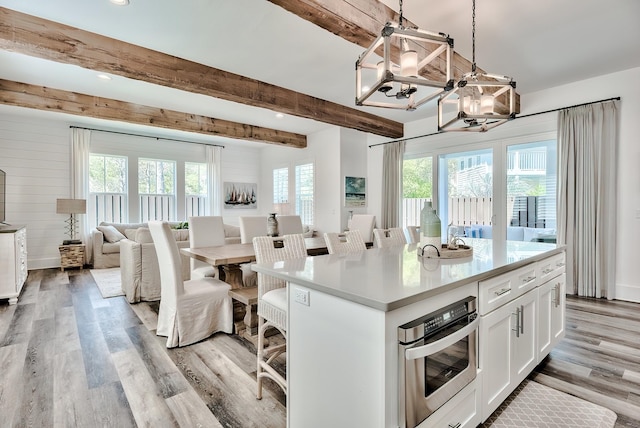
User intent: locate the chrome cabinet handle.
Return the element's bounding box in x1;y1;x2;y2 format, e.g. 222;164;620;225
555;283;561;308
557;262;565;267
448;423;461;428
495;288;510;296
522;276;536;283
543;268;553;274
552;284;558;306
512;307;521;338
520;304;524;334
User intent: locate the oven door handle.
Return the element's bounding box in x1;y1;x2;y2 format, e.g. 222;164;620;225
405;317;479;361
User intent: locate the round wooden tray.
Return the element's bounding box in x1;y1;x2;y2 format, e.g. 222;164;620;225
419;243;473;259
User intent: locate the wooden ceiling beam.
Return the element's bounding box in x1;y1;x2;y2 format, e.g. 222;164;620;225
0;79;308;148
269;0;520;114
0;7;404;139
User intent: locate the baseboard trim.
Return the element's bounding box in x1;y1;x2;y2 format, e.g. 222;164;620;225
615;283;640;303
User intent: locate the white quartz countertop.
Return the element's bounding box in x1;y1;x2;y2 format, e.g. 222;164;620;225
251;239;565;312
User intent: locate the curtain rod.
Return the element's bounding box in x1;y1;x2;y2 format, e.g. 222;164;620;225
69;126;225;148
368;96;621;148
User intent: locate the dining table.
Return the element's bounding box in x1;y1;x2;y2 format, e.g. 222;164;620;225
180;236;342;342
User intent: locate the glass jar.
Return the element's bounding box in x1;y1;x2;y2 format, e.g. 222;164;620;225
420;201;441;249
267;213;279;237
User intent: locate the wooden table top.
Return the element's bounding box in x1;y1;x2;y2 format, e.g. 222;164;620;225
180;236;330;266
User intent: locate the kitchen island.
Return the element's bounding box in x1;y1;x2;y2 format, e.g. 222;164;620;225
251;238;566;428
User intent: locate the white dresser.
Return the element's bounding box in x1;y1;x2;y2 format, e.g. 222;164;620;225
0;225;28;305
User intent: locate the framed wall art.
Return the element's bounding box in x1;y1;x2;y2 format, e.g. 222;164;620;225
224;182;257;209
344;176;366;207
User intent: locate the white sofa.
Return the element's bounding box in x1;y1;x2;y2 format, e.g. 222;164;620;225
120;227;191;303
117;222;242;303
92;221;242;269
91;222;148;269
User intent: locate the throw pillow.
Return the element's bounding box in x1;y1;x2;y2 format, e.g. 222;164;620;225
97;225;127;243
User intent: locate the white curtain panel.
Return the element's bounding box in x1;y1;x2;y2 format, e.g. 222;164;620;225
557;100;619;298
381;140;406;228
71;128;92;261
206;145;222;216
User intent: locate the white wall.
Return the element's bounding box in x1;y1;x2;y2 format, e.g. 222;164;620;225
367;67;640;302
0;108;262;269
0;110;71;269
260;127;342;234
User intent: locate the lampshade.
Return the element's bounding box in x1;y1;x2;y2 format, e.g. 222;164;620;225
56;199;86;214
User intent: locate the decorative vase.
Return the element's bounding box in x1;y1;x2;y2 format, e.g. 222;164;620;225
267;213;279;237
420;201;441;250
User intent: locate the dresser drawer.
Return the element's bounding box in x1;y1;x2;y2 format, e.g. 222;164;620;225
538;252;566;283
421;380;479;428
479;262;538;315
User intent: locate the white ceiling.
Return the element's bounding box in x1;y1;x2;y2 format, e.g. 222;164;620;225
0;0;639;147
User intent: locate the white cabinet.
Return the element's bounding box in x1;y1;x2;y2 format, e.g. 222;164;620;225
420;379;479;428
538;273;566;357
480;288;537;420
0;226;28;305
478;262;538;315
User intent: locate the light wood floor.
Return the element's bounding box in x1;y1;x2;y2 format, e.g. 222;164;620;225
1;269;639;427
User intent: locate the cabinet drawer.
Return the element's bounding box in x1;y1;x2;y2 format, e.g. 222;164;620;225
538;252;566;283
479;263;537;315
421;380;479;428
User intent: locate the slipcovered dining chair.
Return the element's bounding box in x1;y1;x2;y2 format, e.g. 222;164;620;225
373;227;407;248
324;230;367;255
405;226;420;244
188;216;225;279
148;221;233;348
239;216;268;244
348;214;376;242
253;234;307;398
276;215;304;236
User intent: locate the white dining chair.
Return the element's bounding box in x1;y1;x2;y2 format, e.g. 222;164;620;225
253;233;307;398
348;214;376;242
404;226;420;244
324;230;367;255
239;216;268;244
373;227;407;248
148;221;233;348
188;216;225;279
276;215;304;236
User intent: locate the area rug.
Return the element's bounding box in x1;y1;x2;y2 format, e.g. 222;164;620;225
482;379;617;427
90;268;124;298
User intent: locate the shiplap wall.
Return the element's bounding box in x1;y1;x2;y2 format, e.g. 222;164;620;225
0;108;262;270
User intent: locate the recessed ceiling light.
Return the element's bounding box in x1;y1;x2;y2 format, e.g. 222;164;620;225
110;0;130;5
275;113;285;119
97;74;112;80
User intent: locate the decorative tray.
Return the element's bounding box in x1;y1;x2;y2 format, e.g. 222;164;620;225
418;243;473;259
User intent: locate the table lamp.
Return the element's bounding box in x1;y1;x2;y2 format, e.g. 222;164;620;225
56;198;86;245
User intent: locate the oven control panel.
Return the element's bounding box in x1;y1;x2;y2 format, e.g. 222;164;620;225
424;303;470;334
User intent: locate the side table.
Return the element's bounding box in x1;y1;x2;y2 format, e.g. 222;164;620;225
59;243;85;271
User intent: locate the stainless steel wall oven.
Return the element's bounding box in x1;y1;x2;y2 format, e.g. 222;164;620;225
398;296;479;428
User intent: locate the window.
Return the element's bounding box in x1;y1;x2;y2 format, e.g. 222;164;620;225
185;162;207;217
89;154;127;227
402;156;433;228
507;140;557;235
138;158;176;221
439;148;493;235
273;166;289;207
295;163;314;226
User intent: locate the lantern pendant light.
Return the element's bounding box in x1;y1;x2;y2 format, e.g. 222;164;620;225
356;0;454;111
438;0;517;132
